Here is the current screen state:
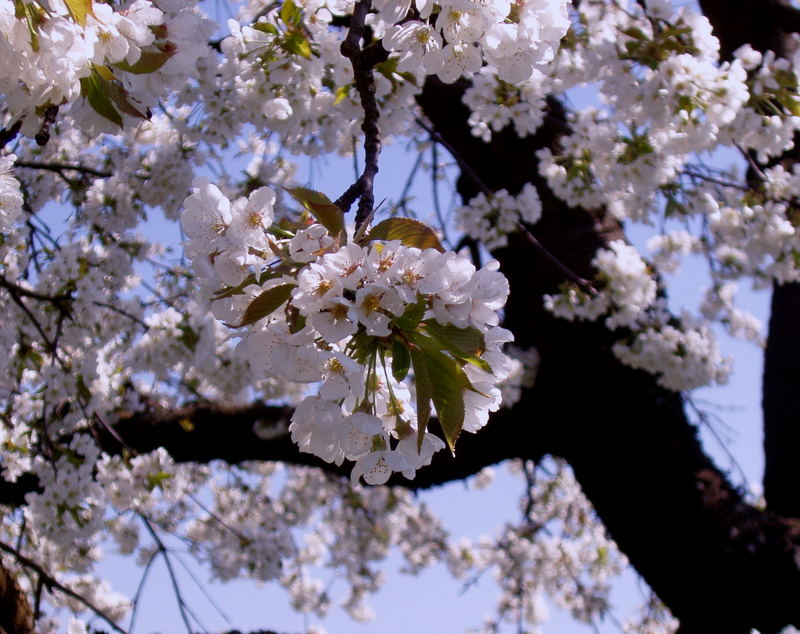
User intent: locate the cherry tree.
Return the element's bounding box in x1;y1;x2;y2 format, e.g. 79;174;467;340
1;0;800;631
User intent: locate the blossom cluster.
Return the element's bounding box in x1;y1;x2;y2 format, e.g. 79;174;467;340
376;0;570;84
545;240;729;391
462;67;549;141
0;0;213;136
455;183;542;250
181;178;513;485
0;153;23;234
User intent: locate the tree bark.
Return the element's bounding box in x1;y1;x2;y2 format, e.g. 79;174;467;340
699;0;800;520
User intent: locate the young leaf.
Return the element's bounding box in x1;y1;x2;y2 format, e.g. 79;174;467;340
391;298;427;331
104;79;149;119
279;0;300;25
113;49;175;75
211;268;286;299
80;75;123;128
64;0;93;26
423;321;485;357
333;84;351;105
227;284;295;328
286;187;344;237
409;346;432;452
421;320;492;373
365;218;445;252
409;333;469;453
391;339;411;382
283;31;312;59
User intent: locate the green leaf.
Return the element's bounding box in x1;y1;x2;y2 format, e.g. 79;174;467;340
391;339;411;382
14;1;46;52
80;68;149;127
64;0;92;25
333;83;351;105
421;320;492;373
104;79;149;119
252;21;279;36
80;75;123;128
76;374;92;403
283;31;312;59
392;298;427;331
365;218;444;252
113;48;175;74
286;187;344;237
423;321;484;357
280;0;300;25
227;284;295;328
145;470;172;491
409;346;432;452
409;333;469;454
177;323;199;351
212;268;286;299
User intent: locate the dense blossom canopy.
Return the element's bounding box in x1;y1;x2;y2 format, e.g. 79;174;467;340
2;0;800;632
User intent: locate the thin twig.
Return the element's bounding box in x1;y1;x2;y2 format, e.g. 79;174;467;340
516;223;595;290
0;540;129;634
430;142;450;247
415;117;491;196
0;280;67;367
416;116;595;288
127;550;158;633
141;517;201;634
92;300;150;330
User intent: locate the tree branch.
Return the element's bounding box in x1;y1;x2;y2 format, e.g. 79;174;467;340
415;73;800;633
0;557;34;634
699;0;800;520
335;0;387;229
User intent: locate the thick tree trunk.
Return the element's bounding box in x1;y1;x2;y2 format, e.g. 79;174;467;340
414;66;800;631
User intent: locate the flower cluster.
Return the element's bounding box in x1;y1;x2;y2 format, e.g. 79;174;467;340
544;240;729;391
0;0;212;136
462;67;549;141
0;153;23;234
377;0;570;84
181;179;513;484
456;184;542;250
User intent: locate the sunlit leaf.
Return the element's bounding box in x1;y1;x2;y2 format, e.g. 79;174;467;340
286;187;344;237
80;74;123;128
409;346;432;452
283;31;312;59
409;333;469;453
64;0;93;26
392;299;427;331
227;284;295;328
334;84;351;105
280;0;300;25
365;218;444;252
113;48;175;75
422;320;492;373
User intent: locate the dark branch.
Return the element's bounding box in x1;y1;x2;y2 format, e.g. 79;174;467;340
0;558;33;634
0;120;21;151
0;541;128;634
336;0;387;228
416;72;800;633
14;160;112;178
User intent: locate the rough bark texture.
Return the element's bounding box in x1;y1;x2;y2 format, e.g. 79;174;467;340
0;559;34;634
699;0;800;521
416;74;800;633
